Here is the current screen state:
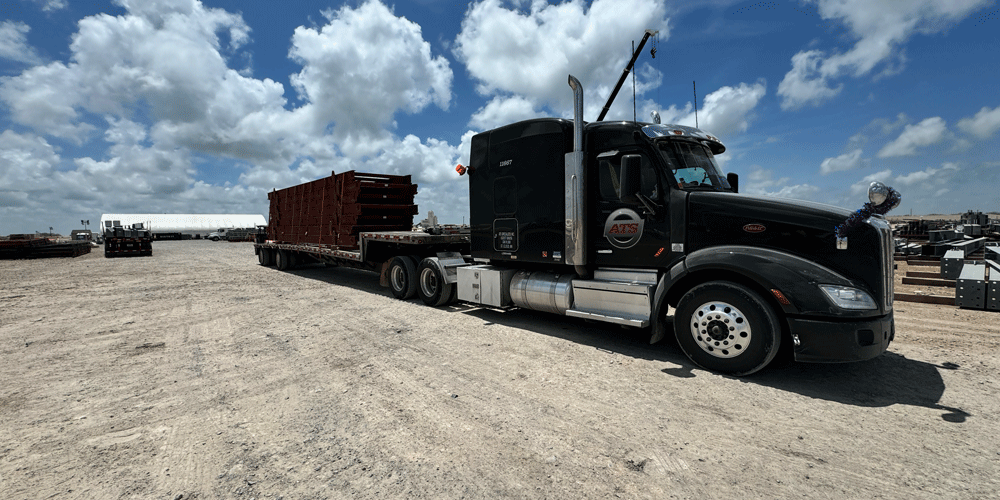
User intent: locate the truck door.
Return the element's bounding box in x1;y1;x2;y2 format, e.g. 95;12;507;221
590;148;673;268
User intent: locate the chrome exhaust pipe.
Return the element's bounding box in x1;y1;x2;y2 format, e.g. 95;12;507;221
566;75;587;277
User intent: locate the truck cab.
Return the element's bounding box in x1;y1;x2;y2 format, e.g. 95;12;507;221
460;76;895;375
209;228;231;241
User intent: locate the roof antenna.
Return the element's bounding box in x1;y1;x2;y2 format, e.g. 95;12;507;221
693;80;699;128
632;40;637;122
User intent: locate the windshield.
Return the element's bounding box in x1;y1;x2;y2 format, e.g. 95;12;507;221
657;140;732;191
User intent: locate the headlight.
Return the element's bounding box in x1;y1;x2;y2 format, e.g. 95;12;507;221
868;181;889;205
819;285;877;310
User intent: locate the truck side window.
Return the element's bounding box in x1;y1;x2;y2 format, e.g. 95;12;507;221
598;151;658;202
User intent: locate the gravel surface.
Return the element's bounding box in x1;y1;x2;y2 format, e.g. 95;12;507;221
2;240;998;499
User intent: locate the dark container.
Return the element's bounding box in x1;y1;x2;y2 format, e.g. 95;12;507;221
267;170;418;249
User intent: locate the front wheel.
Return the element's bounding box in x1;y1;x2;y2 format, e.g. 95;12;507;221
417;259;455;307
674;281;781;376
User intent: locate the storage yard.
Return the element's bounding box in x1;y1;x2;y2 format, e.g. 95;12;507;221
1;240;998;499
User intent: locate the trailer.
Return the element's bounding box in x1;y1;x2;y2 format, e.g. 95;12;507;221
103;221;152;258
256;47;898;375
253;170;471;304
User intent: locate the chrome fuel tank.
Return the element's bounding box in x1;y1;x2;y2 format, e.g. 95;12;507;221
509;271;575;315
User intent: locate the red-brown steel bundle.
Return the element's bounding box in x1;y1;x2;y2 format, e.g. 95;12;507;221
0;238;92;259
267;171;418;249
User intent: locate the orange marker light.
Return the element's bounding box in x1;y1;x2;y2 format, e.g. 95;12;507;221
770;289;791;306
455;164;467;175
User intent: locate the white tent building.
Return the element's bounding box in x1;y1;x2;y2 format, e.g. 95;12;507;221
99;214;266;238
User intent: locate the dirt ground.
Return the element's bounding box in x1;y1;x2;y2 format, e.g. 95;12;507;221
2;241;998;500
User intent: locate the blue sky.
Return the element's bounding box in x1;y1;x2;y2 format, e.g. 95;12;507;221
1;0;998;235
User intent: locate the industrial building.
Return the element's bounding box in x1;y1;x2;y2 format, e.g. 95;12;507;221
99;214;266;239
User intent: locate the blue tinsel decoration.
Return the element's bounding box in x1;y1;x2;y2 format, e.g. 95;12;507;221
835;186;901;239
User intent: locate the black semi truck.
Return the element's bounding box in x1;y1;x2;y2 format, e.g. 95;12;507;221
257;74;897;376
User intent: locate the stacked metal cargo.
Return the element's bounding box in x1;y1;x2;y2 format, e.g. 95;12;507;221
104;222;153;257
267;171;418;249
0;235;92;259
954;245;1000;310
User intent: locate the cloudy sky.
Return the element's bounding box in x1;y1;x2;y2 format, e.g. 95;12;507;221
1;0;998;235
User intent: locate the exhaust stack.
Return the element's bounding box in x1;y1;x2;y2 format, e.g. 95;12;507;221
566;75;587;277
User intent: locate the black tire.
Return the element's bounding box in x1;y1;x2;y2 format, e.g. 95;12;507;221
417;258;455;307
673;281;781;376
388;256;418;299
258;248;271;266
275;249;290;270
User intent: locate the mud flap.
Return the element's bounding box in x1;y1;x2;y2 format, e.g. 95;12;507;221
378;259;391;287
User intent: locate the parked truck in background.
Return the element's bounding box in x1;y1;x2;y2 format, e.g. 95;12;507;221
254;74;898;376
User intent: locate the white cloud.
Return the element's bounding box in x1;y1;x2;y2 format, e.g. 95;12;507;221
956;105;1000;139
849;169;894;197
777;0;989;110
877;117;947;157
653;80;767;137
894;162;959;187
26;0;67;11
454;0;668;119
469;96;545;130
777;50;842;111
0;21;45;65
289;0;453;157
820;149;865;175
743;166;820;200
0;0;471;233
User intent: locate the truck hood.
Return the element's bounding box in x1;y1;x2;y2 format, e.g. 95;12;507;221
687;191;852;234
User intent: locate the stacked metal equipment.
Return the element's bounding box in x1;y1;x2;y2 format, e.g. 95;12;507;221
225;228;257;242
0;235;92;259
104;222;153;258
955;244;1000;311
267;170;418;249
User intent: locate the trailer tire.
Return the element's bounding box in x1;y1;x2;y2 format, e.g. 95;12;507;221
417;259;455;307
388;256;418;300
276;249;291;270
258;248;272;266
674;281;781;376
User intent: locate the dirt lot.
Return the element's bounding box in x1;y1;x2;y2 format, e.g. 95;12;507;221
2;241;998;499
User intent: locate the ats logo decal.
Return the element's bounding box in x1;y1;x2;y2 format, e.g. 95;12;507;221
743;223;766;233
603;209;645;249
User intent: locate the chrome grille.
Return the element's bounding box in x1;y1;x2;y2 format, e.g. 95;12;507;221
867;217;893;310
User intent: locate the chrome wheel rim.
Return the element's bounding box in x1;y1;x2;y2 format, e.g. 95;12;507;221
419;268;438;297
391;265;406;291
689;301;751;359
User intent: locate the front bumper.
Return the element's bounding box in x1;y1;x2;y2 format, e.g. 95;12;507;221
787;310;894;363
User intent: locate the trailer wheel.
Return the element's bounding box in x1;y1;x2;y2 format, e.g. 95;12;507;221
258;248;271;266
388;256;418;299
276;249;291;270
417;259;455;307
674;281;781;376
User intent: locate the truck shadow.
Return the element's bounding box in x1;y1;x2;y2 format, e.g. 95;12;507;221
281;264;386;295
272;265;968;423
460;307;969;423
